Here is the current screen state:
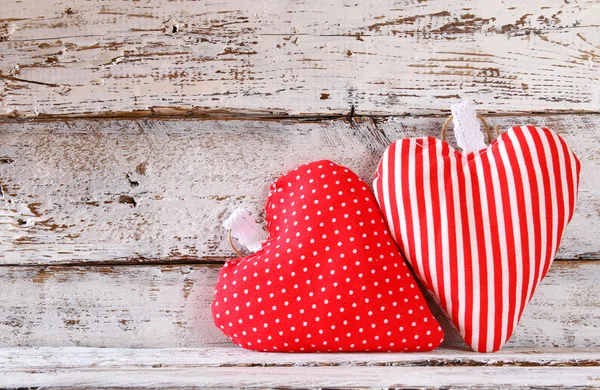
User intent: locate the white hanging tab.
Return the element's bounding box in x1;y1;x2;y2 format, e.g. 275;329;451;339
223;206;268;253
451;100;487;153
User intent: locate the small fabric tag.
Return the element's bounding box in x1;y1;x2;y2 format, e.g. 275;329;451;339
223;206;267;253
451;101;487;153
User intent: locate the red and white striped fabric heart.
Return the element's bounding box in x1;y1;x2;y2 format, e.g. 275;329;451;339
374;126;580;352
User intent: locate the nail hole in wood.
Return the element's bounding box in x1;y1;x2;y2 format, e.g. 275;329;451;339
118;195;137;207
126;173;139;187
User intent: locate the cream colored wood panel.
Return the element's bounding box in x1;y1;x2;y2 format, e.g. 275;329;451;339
0;118;385;264
1;1;598;116
1;347;598;389
3;346;598;370
1;115;597;264
0;261;597;348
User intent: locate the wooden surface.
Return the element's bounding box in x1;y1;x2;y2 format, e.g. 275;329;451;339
1;347;599;389
1;1;599;117
2;114;599;265
2;1;599;387
3;346;599;369
3;365;599;389
0;117;384;264
1;261;597;349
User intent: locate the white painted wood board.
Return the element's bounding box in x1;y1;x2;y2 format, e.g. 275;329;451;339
1;1;599;117
1;364;599;389
1;115;598;265
377;114;600;261
0;261;597;349
2;346;599;371
0;117;386;264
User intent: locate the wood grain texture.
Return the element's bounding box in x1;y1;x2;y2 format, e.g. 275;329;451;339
2;364;599;389
3;346;599;370
1;1;599;117
0;261;597;348
376;114;600;260
0;118;386;264
1;115;598;265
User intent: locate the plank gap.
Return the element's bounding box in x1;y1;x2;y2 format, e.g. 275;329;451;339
1;110;599;122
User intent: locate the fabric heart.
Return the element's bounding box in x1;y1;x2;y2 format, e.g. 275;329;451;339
212;160;444;352
374;126;580;352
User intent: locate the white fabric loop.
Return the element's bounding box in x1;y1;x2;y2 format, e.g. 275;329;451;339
450;101;487;153
223;206;267;253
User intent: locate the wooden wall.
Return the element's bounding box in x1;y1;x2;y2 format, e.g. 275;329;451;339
1;115;599;348
1;0;599;357
1;0;599;117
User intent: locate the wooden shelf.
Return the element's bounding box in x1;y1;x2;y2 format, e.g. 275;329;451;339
1;347;599;388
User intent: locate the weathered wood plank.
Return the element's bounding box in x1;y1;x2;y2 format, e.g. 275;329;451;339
2;365;599;389
0;264;225;348
0;261;597;348
1;1;599;117
0;118;386;264
377;114;600;260
2;347;599;370
1;115;598;265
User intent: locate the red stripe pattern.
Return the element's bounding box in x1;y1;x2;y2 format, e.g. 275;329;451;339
374;126;580;352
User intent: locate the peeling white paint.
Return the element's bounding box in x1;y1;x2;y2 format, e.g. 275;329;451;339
1;115;598;264
0;2;597;384
0;118;384;264
0;1;599;116
0;199;42;244
2;346;599;370
0;262;597;348
2;364;598;389
378;114;600;260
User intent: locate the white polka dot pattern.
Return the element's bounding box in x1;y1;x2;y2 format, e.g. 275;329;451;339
212;160;444;352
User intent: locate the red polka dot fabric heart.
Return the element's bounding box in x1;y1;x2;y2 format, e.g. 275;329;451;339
212;160;444;352
374;126;580;352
